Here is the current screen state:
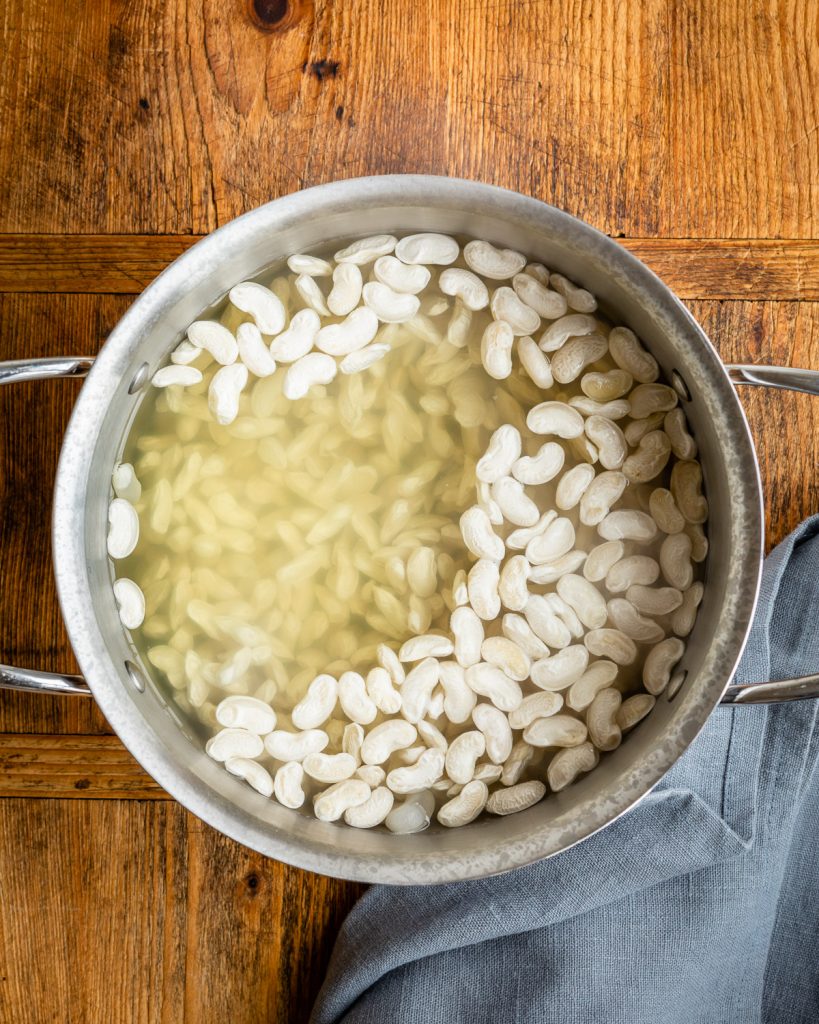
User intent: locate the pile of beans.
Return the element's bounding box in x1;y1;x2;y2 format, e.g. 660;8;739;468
107;233;708;832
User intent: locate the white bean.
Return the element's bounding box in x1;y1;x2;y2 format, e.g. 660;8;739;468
225;756;274;797
565;660;619;712
439;268;489;310
282;352;337;400
446;730;486;784
373;255;431;294
229;281;286;335
531;645;589;690
113;578;145;629
476;424;522;483
438;780;489;827
584;628;637;665
236;322;277;377
556;464;596;510
467;559;501;620
586;688;623;751
291;674;338;730
490;286;541;335
464;240;526;279
508;691;563;730
498;555;530;612
481;320;514;379
399;634;454;661
363;281;421;323
361;720;418;765
314;779;371;822
387;748;445;794
107;498;139;559
344;786;394;828
265;729;329;762
524;715;588;748
269;309;321;363
187;321;239;364
273;761;306;808
401;657;440;722
547;742;598;791
205;727;264;762
512;442;564;485
395;233;459;266
303;752;357;783
556;574;607;629
338;670;378;724
583;540;625;582
526;400;585;438
335;235;397;264
607;598;665;643
472;704;513;763
492;476;540;527
608;326;659;383
215;695;277;734
512;273;567;318
152;365;203;388
465;662;523;712
451;606;485;668
643;637;685;694
460;505;505;561
208;363;248;425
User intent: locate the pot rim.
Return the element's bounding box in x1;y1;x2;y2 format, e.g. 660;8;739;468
53;175;763;883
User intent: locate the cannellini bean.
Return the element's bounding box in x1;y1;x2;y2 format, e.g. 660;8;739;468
565;660;619;711
112;463;141;503
170;340;202;365
583;540;625;582
581;368;633;401
617;693;656;731
531;645;589;690
508;691;563;729
339;343;390;374
539;313;598;353
502;613;549;659
264;729;329;762
208;362;248;425
578;470;629;528
608;326;659;383
269;308;321;362
291;674;338;730
282;352;337;400
524;595;571;649
335;235;398;264
545;593;584;639
606;555;661;593
236;322;277;377
629;383;678;419
473;704;513;763
467;559;501;620
355;764;386;788
215;695;277;734
107;498;139;559
385;796;431;834
439;268;489;310
556;464;596;510
547;742;599;791
586;688;623;751
273;761;306;808
671;460;708;524
113;578;145;629
649;487;686;534
500;740;535;786
338;670;378;724
344;786;394;828
528;550;589;584
373;255;431;294
399;634;454;661
672;582;704;637
551;333;608;384
294;274;330;316
598;510;658;543
303;752;357;783
287;253;332;276
498;555;530;612
506;511;557;550
395;233;459;265
476;424;522;483
152;365;203;388
512;273;567;319
225;756;274;797
525;517;575;564
438;779;489;827
406;547;438;598
205;727;264;762
524;714;588;748
465;662;523;712
622;430;671;483
363;281;421;323
490;286;541;335
517;335;554;388
643;637;685;694
401;657;440;722
377;643;406;686
664;408;697;459
549;273;597;313
446;730;486;784
438;661;477;723
316;307;379;356
473;763;503;784
512;442;564;485
659;532;694;589
585;415;628;470
526;400;585;438
624;411;665;446
607;598;665;643
569;396;630;419
481;320;514;379
366;667;402;714
187;321;239;364
327;263;363;316
486;780;545;816
314;779;372;822
584;628;637;665
387;748;445;793
343;723;365;762
229;281;286;335
451;606;485;668
464;240;526;279
627;584;683;615
417;720;448;753
556;574;607;629
361;720;418;765
460;505;505;561
492;476;540;527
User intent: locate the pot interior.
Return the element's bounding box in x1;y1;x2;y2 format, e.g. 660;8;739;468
54;177;763;883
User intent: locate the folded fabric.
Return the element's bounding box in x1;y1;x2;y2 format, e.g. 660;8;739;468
311;517;819;1024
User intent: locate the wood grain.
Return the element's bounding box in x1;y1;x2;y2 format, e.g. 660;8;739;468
1;0;818;1021
0;1;817;237
3;235;819;299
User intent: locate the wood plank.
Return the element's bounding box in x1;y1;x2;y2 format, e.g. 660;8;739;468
0;798;358;1022
2;235;819;299
0;2;817;237
0;734;165;798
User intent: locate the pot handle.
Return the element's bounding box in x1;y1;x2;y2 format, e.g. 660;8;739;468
0;357;94;696
719;363;819;705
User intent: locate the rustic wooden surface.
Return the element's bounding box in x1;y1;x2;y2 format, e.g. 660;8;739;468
0;1;817;1021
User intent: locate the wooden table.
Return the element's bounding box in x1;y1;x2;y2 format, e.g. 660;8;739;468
1;2;817;1021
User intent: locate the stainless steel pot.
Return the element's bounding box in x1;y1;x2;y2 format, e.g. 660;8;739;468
2;176;818;884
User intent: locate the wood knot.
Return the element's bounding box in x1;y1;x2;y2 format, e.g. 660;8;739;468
304;59;340;81
249;0;305;31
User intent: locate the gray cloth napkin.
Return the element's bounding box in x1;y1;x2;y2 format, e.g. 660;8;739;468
311;517;819;1024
